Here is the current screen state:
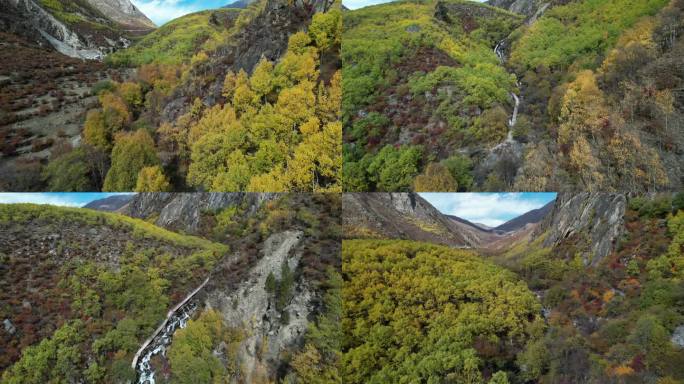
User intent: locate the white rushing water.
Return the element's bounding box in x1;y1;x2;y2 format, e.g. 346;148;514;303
494;40;520;143
135;302;197;384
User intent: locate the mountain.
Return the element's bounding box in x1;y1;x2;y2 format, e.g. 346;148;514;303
85;0;156;29
1;0;341;192
343;193;476;247
343;0;684;192
493;199;554;232
106;8;242;67
1;193;341;383
118;192;275;234
83;194;134;211
224;0;254;8
1;0;154;60
532;192;627;266
343;192;554;248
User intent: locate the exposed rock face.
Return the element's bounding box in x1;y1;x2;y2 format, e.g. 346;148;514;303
120;193;276;234
161;0;336;122
204;230;308;383
487;0;543;16
1;0;152;60
343;193;475;247
535;193;626;266
85;0;155;29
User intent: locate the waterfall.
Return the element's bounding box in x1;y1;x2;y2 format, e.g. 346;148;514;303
494;40;520;144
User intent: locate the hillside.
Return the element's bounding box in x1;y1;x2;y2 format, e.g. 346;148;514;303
1;0;342;192
342;192;475;247
106;8;242;67
343;0;684;192
0;0;157;191
342;0;524;191
0;193;342;383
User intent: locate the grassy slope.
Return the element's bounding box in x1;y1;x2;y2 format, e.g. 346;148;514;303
106;8;241;66
0;203;227;253
510;0;669;71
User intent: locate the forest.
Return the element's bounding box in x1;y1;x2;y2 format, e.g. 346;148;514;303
341;193;684;383
0;193;342;383
342;0;684;192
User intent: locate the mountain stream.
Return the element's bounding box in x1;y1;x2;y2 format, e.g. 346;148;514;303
132;277;210;384
494;40;520;145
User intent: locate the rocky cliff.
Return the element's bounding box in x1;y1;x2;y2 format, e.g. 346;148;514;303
0;0;153;60
85;0;155;29
486;0;550;18
204;230;310;383
119;192;276;234
534;193;626;266
161;0;337;122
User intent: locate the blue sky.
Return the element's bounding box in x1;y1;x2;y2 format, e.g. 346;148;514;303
419;193;557;227
0;193;134;207
131;0;232;25
343;0;485;10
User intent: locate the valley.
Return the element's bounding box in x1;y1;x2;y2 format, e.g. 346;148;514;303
341;192;684;383
0;193;342;383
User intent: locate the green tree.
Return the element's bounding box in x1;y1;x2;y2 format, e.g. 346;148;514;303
103;130;160;191
42;148;92;191
367;145;422;191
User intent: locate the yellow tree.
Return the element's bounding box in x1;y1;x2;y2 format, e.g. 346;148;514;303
413;163;457;192
558;70;607;146
83;110;110;151
135;166;171;192
569;136;604;191
250;58;274;98
222;70;237;100
317;71;342;123
103;130;160;192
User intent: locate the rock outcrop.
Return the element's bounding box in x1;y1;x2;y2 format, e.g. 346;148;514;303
161;0;336;122
1;0;153;60
204;230;308;383
534;193;626;266
85;0;155;29
487;0;544;16
120;193;276;234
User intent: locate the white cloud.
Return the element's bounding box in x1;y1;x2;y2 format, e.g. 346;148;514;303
419;193;550;227
0;193;86;207
131;0;200;25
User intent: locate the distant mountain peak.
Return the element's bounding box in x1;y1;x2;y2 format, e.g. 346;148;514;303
85;0;156;29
